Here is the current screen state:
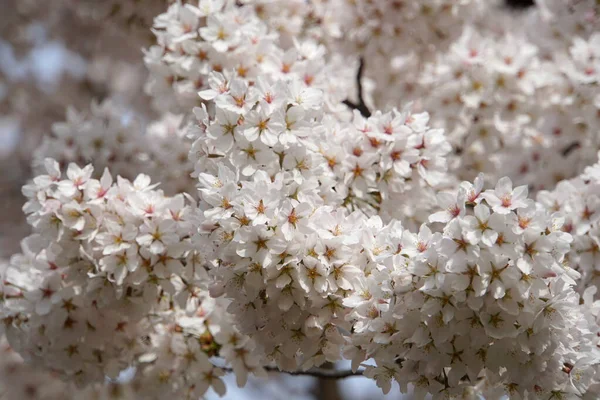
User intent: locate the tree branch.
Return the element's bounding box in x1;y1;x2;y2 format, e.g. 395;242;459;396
562;141;580;157
222;365;365;379
343;58;372;118
505;0;534;9
314;362;342;400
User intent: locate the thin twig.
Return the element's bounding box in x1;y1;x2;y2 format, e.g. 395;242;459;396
222;365;365;379
343;58;372;118
562;141;580;157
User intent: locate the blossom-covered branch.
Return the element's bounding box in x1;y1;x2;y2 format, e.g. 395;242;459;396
2;0;600;399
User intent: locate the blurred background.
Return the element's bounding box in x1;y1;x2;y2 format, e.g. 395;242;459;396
0;0;163;257
0;0;533;398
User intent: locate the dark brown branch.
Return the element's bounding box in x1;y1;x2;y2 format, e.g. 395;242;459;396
314;362;342;400
505;0;534;9
562;141;580;157
343;58;372;118
222;365;365;379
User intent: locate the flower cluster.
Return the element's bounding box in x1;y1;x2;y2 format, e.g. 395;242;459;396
416;21;600;191
345;176;600;398
304;0;600;192
0;330;140;400
537;153;600;296
323;107;453;227
307;0;487;109
0;332;79;400
198;153;600;398
5;0;600;399
188;72;339;201
187;41;600;397
144;0;353;115
191;71;452;226
188;58;452;370
1;160;262;396
33;100;197;196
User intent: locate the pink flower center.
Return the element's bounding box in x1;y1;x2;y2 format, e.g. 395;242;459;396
518;216;531;229
468;190;479;203
448;205;460;217
97;188;108;198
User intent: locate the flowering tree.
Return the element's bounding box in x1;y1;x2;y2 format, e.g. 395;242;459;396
2;1;600;399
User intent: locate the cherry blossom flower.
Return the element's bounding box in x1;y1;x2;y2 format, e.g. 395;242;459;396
482;177;531;215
